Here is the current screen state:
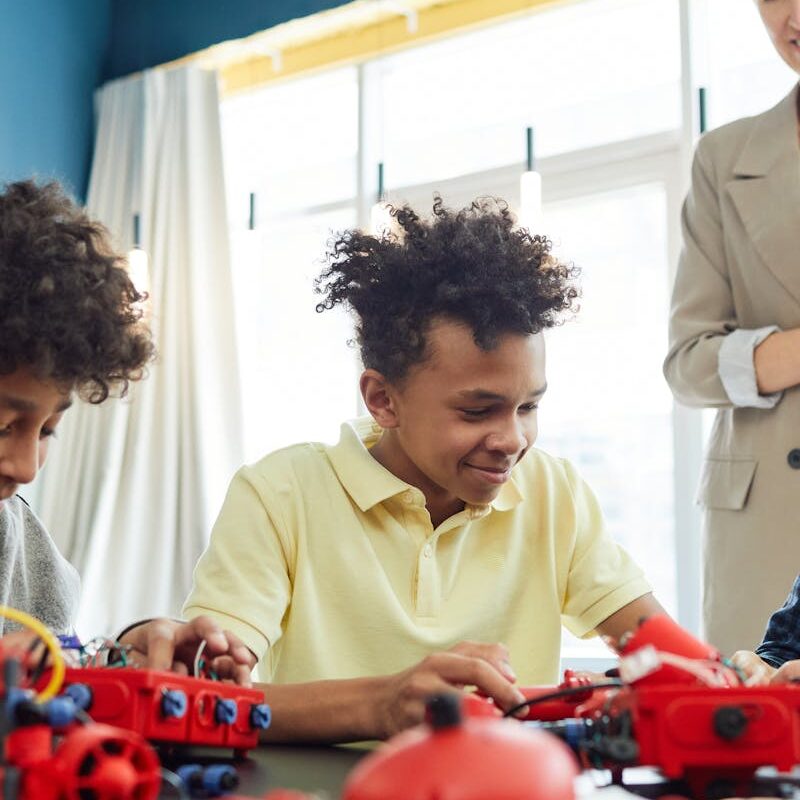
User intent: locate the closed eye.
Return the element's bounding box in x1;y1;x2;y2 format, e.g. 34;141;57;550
461;407;491;418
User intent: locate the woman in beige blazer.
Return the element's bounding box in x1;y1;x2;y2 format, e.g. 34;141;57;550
664;0;800;656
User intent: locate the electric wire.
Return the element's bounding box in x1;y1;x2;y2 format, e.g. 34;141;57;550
503;680;623;719
0;605;65;701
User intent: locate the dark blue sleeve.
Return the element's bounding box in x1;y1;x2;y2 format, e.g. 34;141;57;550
755;575;800;668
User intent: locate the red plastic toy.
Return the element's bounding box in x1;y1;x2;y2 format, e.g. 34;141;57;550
515;615;800;798
0;721;161;800
341;693;579;800
49;665;271;755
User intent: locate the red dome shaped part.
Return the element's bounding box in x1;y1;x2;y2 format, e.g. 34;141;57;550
342;695;578;800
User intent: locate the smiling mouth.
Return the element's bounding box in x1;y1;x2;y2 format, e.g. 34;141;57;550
465;463;512;485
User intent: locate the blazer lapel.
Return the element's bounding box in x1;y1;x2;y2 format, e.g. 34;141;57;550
727;84;800;304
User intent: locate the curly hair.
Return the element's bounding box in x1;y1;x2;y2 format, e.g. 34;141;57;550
0;180;155;403
315;196;579;382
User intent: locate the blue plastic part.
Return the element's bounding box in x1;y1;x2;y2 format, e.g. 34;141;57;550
561;719;586;748
45;696;78;727
4;688;30;721
57;634;83;650
176;764;203;790
214;697;237;725
202;763;238;793
160;689;188;719
527;718;588;748
249;702;271;730
176;763;238;797
64;683;92;711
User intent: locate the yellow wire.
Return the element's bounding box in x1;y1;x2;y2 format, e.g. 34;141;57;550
0;605;65;702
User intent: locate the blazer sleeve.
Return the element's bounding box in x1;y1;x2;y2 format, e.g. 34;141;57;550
663;137;741;408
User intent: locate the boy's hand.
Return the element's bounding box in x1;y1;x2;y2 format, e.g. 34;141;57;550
118;617;256;685
375;641;525;738
729;650;776;685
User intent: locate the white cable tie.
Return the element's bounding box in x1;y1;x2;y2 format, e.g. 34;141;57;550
194;639;208;679
618;644;662;683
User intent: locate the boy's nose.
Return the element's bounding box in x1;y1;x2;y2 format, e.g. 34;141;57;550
0;437;39;487
486;421;528;455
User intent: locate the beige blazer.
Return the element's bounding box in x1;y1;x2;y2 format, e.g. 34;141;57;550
664;84;800;654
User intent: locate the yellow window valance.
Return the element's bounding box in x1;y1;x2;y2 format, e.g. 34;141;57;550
173;0;571;95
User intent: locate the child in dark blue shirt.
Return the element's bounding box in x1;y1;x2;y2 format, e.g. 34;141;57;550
732;575;800;683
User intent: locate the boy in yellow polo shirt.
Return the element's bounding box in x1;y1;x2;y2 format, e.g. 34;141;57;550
184;197;664;742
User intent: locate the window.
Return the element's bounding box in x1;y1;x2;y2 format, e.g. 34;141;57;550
229;210;358;463
702;0;798;127
378;0;681;188
222;68;360;461
539;180;677;650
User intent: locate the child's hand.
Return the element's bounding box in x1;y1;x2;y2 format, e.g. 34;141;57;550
769;658;800;684
374;641;526;738
0;630;49;668
118;616;256;685
729;650;776;685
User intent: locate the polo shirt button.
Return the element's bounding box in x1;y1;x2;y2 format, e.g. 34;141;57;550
423;545;433;558
789;449;800;469
402;490;415;504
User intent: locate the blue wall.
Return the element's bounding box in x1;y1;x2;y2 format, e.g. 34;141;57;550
0;0;112;199
108;0;351;79
0;2;350;198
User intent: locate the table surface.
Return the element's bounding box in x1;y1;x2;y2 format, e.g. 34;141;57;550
159;746;800;799
162;744;366;798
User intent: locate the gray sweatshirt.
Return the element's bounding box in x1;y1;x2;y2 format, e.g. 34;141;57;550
0;496;80;634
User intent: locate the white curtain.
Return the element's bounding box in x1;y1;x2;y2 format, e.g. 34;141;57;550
34;66;243;638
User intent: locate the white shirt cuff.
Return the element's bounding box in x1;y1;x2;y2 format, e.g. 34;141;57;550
718;326;782;408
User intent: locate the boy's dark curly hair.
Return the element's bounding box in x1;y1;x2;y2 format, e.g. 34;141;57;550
0;180;155;403
315;196;579;382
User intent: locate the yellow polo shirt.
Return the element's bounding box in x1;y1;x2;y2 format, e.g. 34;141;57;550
184;418;650;685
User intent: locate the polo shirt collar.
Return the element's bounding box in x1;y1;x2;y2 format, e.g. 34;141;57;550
325;417;524;515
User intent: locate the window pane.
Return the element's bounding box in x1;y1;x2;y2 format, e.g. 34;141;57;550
536;183;676;654
230;209;359;462
704;0;797;126
222;68;358;217
379;0;681;188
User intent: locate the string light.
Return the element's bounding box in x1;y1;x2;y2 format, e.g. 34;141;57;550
518;126;542;234
370;161;394;236
126;213;150;297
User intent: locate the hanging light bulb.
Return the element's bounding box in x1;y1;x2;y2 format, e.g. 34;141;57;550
518;127;542;234
126;213;150;297
370;162;393;236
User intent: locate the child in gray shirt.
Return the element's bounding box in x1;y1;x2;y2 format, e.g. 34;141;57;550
0;180;253;680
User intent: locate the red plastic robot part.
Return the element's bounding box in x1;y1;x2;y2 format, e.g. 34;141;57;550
16;723;161;800
342;694;579;800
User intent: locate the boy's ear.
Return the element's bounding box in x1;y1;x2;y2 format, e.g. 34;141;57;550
360;369;399;428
